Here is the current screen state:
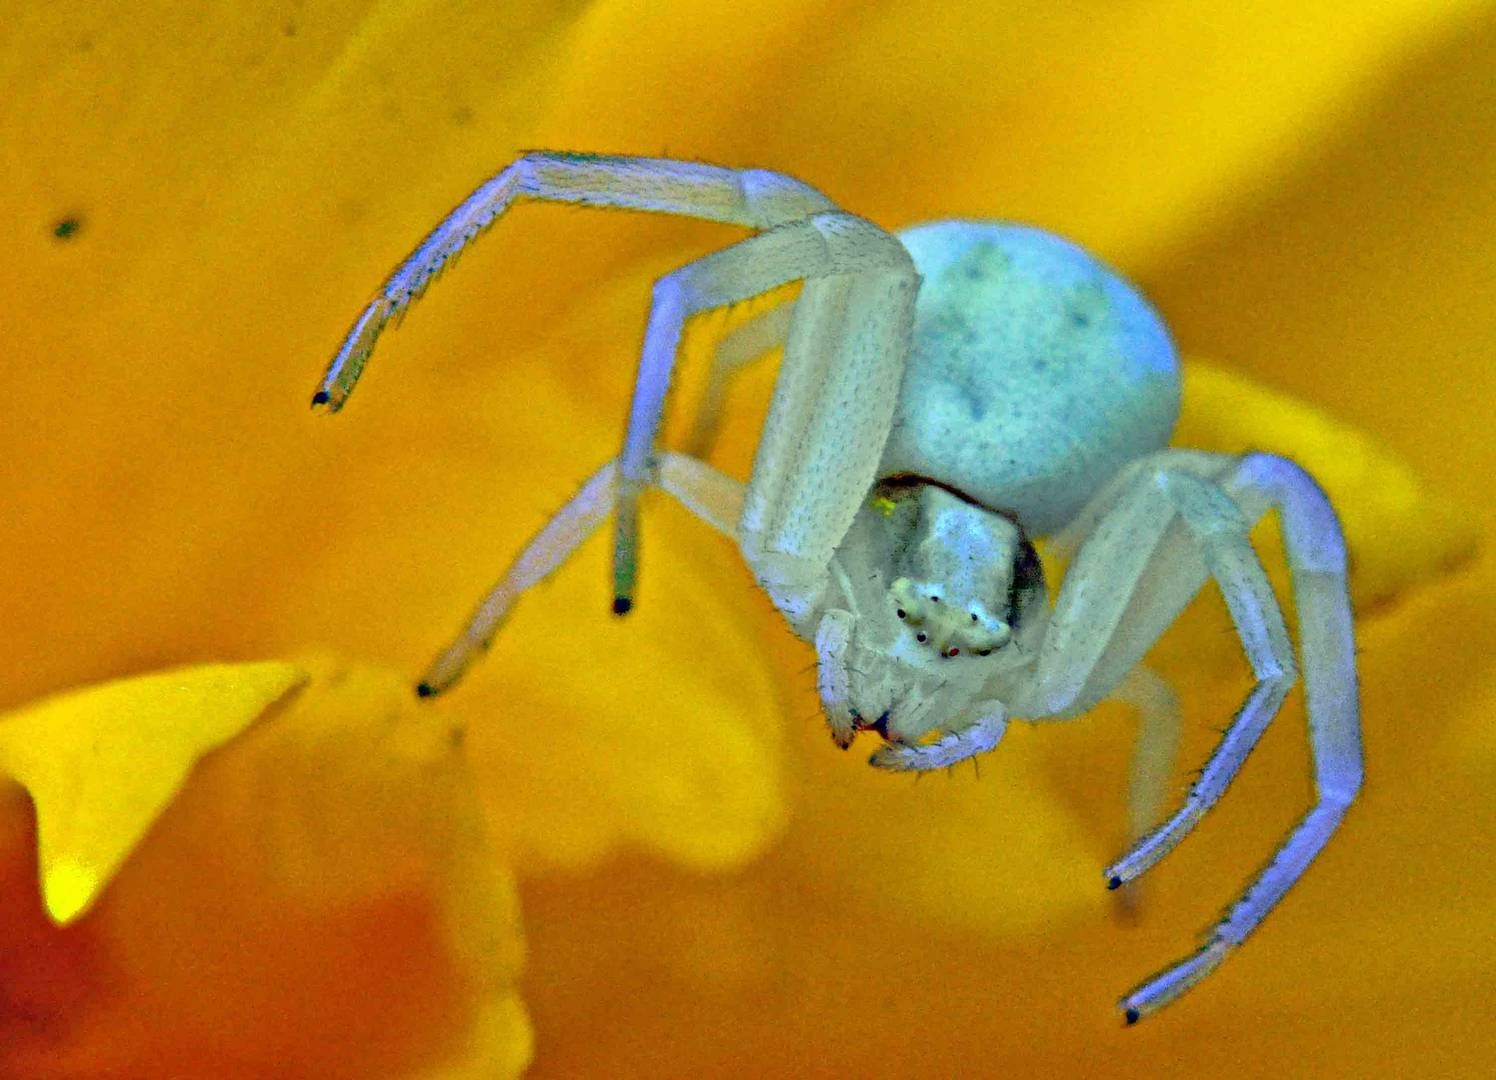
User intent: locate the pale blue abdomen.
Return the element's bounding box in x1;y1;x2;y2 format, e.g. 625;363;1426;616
880;221;1180;536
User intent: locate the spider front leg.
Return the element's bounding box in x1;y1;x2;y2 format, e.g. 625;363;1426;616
313;153;835;409
734;270;919;622
317;152;917;692
867;704;1008;772
412;209;914;695
610;212;912;612
1107;665;1182;915
1017;452;1360;1020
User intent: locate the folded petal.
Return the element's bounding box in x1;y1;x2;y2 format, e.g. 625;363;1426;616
0;661;306;923
0;658;530;1079
1177;358;1475;608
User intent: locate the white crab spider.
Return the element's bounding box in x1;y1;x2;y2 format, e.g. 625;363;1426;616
312;153;1361;1023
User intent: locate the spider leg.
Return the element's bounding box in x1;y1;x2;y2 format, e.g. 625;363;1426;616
1107;665;1182;915
736;255;919;621
681;300;795;458
1113;457;1360;1021
1018;454;1314;1017
611;212;915;612
314;153;834;409
1112;665;1182;853
418;460;619;695
418;450;746;697
1118;452;1361;972
868;703;1008;772
652;451;746;538
1043;469;1298;885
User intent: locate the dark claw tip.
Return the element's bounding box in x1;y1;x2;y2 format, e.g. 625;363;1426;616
612;596;633;616
415;682;437;699
1124;1008;1140;1026
310;389;331;407
1107;875;1124;891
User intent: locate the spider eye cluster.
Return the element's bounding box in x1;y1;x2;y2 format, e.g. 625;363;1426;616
890;577;1011;657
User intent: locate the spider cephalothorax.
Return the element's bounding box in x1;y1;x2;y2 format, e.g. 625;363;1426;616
313;152;1361;1024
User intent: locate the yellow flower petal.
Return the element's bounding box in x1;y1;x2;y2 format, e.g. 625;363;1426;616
407;996;534;1080
0;661;306;924
459;496;788;873
1177;358;1476;608
248;328;791;874
0;657;531;1079
780;719;1104;937
5;2;1496;1076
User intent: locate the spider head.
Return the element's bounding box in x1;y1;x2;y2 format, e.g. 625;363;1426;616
889;576;1012;658
815;493;1047;747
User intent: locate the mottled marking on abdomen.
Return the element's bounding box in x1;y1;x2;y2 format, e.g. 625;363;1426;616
879;221;1180;536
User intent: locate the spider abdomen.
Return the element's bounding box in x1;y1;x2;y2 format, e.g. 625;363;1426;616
880;221;1180;535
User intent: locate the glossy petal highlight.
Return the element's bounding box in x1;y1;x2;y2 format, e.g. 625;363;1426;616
0;661;306;923
0;659;530;1079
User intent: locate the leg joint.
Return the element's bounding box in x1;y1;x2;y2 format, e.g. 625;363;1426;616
807;212;917;275
737;168;837;227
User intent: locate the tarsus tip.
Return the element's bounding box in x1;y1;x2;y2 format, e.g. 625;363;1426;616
1124;1007;1140;1026
612;596;633;616
415;682;437;699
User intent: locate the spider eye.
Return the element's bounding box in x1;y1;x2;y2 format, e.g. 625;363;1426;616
929;595;940;603
945;647;960;657
896;608;906;619
978;649;992;657
970;613;978;622
915;632;927;643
